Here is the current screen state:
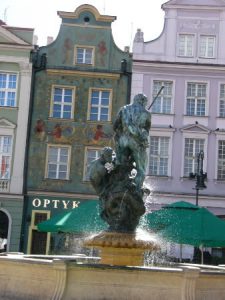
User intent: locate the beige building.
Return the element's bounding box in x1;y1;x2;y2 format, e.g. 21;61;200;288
0;21;33;252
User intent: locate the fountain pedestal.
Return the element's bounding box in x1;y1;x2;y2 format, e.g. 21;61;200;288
84;231;160;266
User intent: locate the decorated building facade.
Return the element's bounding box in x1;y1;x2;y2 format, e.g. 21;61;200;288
132;0;225;258
0;22;33;252
21;5;132;254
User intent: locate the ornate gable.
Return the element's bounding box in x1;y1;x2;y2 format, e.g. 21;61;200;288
58;4;116;24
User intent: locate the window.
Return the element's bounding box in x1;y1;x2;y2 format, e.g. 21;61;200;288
149;136;169;176
0;136;12;179
178;34;194;57
217;140;225;180
199;35;215;58
219;84;225;117
88;89;111;121
186;83;207;116
184;138;204;177
0;73;17;107
152;81;172;114
46;145;70;179
75;47;94;64
51;86;74;119
84;148;102;180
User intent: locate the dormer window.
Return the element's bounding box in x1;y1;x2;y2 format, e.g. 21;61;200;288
75;46;94;65
178;34;194;57
199;35;215;58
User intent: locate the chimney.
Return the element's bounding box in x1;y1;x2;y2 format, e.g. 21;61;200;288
33;35;38;45
47;36;54;45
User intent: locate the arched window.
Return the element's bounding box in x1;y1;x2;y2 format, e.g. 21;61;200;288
0;210;9;252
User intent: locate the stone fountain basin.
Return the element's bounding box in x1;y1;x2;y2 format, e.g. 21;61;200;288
1;254;225;299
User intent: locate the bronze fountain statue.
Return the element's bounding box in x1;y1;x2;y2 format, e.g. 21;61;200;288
85;93;159;265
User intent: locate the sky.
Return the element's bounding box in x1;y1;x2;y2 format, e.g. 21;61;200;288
0;0;166;50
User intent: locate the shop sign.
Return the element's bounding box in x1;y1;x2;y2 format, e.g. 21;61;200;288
32;198;80;209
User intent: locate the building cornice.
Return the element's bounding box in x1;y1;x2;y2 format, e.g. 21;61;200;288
133;60;225;72
61;23;111;30
27;190;97;200
0;43;33;51
47;69;120;79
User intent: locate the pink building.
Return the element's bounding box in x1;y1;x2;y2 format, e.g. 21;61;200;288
132;0;225;220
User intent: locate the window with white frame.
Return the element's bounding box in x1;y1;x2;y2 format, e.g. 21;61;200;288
152;81;172;114
0;136;12;179
219;84;225;117
149;136;170;176
84;148;102;180
199;35;215;58
51;86;74;119
0;73;17;107
75;47;94;65
184;138;205;177
186;82;207;116
178;34;194;57
46;145;70;180
88;89;111;121
217;140;225;180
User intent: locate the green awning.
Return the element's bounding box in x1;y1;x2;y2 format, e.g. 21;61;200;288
146;201;225;248
37;200;107;233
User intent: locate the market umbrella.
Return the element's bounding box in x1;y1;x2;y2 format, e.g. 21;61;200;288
146;201;225;263
146;201;198;232
37;200;107;233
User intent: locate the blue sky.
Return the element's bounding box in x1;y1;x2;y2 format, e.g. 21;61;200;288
0;0;166;49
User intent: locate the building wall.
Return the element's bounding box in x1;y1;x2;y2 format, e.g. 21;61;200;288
23;5;132;254
132;0;225;214
0;24;33;251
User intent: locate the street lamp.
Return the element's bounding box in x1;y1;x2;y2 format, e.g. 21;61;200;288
189;150;207;206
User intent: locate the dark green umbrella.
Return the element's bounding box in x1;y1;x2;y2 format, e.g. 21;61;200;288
146;201;225;248
37;200;107;233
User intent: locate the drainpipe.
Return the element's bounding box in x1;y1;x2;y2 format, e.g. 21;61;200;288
121;58;132;105
19;46;47;252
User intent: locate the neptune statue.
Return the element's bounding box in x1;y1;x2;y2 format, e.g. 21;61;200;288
89;93;151;232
